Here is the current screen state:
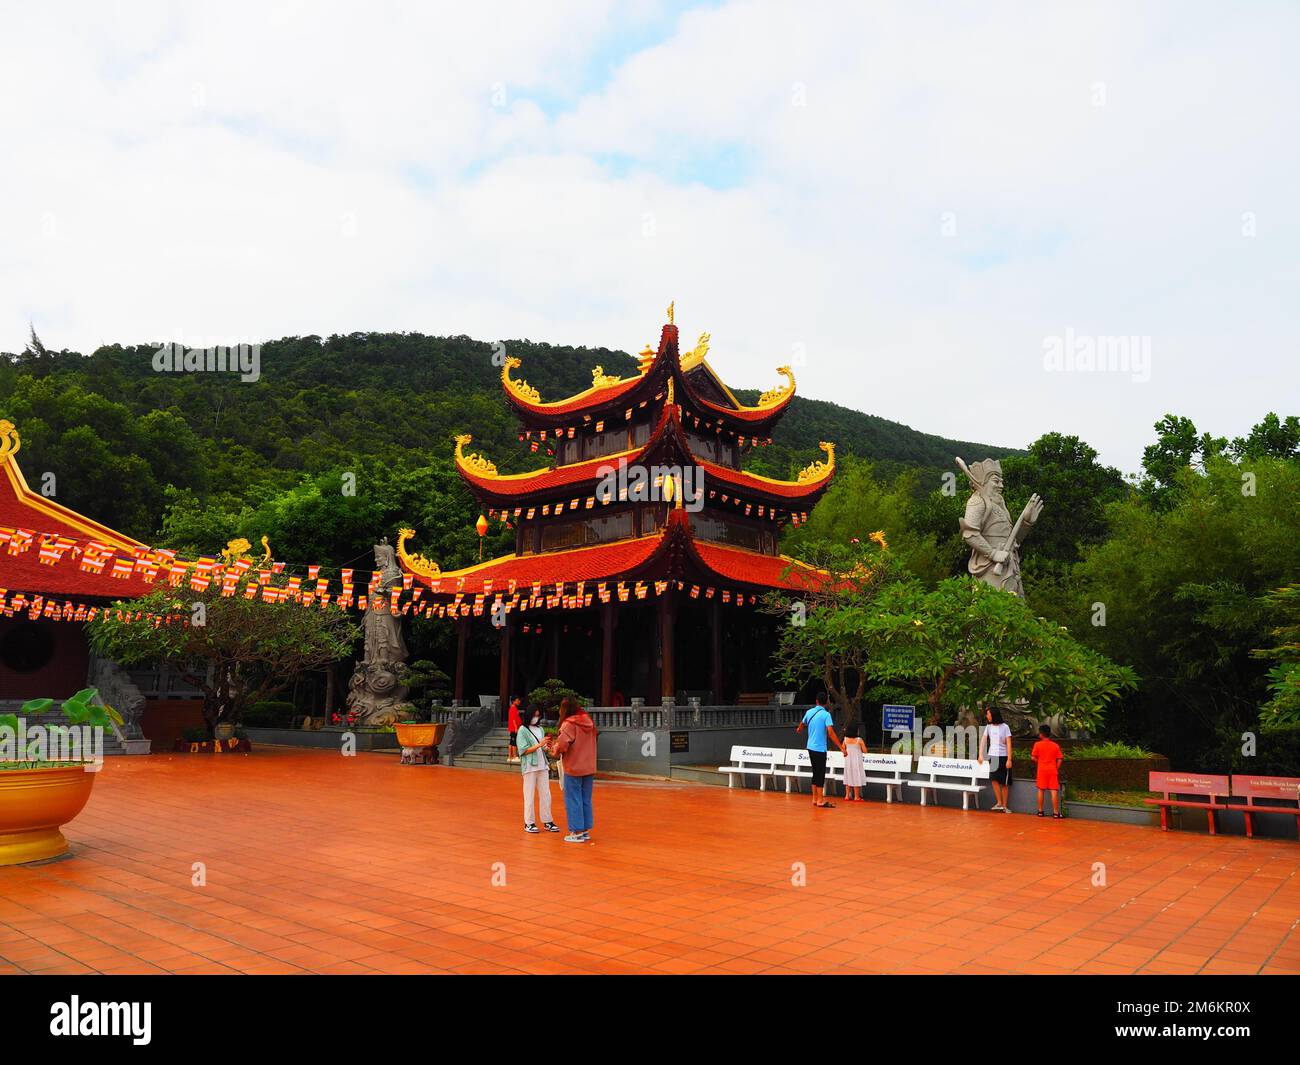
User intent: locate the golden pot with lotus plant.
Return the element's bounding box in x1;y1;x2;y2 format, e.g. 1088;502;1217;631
0;765;97;866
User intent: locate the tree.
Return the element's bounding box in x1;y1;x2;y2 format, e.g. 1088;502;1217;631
767;534;907;722
1231;413;1300;461
1001;432;1127;565
1063;453;1300;763
855;577;1135;730
1254;583;1300;728
88;576;359;736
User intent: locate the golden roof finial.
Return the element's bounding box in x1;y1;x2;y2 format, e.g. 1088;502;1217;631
637;343;656;373
397;527;442;578
796;441;836;484
454;433;499;478
758;365;797;407
667;300;674;325
0;420;20;462
501;355;541;404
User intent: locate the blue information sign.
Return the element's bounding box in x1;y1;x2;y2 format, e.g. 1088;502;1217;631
881;704;917;733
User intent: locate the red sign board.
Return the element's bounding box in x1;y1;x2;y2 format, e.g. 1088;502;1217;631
1149;771;1229;796
1232;775;1300;801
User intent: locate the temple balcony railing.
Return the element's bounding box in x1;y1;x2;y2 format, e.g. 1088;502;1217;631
588;703;809;731
426;701;810;730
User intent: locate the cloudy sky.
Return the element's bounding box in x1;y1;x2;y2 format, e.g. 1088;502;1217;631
1;1;1296;471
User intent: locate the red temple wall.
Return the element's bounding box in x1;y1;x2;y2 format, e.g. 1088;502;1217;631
0;618;90;700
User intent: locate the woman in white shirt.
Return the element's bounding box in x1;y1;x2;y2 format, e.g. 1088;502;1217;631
979;707;1014;812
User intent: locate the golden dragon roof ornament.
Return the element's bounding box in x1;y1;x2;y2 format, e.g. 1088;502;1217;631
501;355;541;404
757;365;796;407
0;420;19;462
454;433;498;478
797;441;836;484
679;331;711;371
397;527;441;578
591;365;622;388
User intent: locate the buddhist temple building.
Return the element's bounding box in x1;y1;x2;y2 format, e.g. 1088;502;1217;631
398;310;836;706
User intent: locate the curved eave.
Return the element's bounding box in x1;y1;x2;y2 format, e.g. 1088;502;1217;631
455;402;832;508
405;509;828;599
501;325;677;426
1;448;158;599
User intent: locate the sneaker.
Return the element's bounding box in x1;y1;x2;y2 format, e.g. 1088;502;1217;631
564;833;586;843
579;831;590;841
524;823;539;834
992;804;1005;812
542;822;560;833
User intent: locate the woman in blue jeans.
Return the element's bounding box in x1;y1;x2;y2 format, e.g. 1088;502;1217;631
548;696;598;843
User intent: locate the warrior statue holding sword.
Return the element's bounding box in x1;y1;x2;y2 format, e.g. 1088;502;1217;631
956;457;1044;599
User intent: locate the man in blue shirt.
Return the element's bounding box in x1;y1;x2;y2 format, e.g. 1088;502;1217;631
796;692;844;809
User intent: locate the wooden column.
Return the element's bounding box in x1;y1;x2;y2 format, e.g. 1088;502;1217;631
497;613;514;708
710;596;723;704
600;602;616;706
548;623;560;680
453;617;468;704
659;591;676;702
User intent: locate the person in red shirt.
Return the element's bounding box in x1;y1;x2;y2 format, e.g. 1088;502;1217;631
1031;724;1064;818
507;697;523;764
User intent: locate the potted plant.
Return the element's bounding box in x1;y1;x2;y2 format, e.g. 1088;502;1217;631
0;687;122;866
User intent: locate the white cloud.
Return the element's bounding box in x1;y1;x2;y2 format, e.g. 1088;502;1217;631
1;0;1296;471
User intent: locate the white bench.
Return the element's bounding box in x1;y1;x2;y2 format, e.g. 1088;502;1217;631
907;756;990;810
827;751;913;800
717;745;781;790
859;752;913;802
775;748;813;792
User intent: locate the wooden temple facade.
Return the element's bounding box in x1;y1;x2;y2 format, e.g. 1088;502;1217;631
397;311;836;706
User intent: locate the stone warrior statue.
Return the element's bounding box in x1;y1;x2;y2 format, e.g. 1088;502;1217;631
345;537;415;726
956;457;1044;599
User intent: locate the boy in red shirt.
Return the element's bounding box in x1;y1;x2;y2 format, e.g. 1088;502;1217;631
1031;724;1064;818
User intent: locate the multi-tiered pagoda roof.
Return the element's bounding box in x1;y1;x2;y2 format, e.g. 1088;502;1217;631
399;312;834;606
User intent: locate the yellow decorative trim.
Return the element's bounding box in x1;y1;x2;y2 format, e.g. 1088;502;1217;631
680;332;711;371
0;420;19;462
454;434;498;478
797;441;836;484
591;365;622;389
501;356;541;404
666;377;675;405
397;527;442;578
667;300;674;325
757;366;796;407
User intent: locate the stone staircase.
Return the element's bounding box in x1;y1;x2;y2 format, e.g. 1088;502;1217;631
452;727;515;772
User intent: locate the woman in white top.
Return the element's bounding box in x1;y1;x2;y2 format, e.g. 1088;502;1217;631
516;705;560;834
979;707;1014;812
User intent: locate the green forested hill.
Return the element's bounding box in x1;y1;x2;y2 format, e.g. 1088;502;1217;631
0;330;1016;550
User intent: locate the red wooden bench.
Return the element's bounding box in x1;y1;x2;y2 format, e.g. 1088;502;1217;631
1230;775;1300;839
1145;771;1231;834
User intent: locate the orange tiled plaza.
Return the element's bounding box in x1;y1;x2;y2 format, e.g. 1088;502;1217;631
1;748;1297;976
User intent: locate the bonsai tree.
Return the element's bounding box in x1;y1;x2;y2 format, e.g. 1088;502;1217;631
525;678;590;720
404;659;452;721
88;579;359;738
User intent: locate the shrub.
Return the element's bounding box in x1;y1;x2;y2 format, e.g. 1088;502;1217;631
1073;740;1154;759
242;701;296;728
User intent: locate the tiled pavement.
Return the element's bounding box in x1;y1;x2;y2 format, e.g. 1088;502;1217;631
1;748;1297;975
